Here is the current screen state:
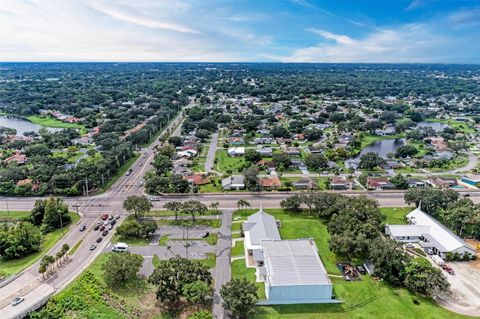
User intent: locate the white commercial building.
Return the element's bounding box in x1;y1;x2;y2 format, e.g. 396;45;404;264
385;206;476;258
257;239;336;305
243;209;280;267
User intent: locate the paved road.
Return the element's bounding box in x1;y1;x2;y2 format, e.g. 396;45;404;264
0;109;186;319
212;210;232;319
205;132;219;173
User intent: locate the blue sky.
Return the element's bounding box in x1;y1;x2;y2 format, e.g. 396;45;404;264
1;0;479;63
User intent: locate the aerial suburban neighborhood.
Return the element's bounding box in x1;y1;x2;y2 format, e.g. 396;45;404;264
1;1;480;319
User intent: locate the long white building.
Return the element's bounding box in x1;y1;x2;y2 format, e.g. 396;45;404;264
385;206;476;258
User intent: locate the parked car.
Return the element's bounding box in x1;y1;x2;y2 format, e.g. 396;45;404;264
143;154;147;158
110;219;116;226
89;244;97;251
101;213;109;220
93;224;100;231
100;225;105;231
103;220;110;226
102;230;109;236
424;247;434;255
115;214;121;219
405;243;414;249
79;225;86;231
108;224;113;230
11;297;25;306
441;264;455;275
108;215;114;220
96;237;103;243
200;232;210;238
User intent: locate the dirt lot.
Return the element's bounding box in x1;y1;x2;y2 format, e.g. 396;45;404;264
435;241;480;317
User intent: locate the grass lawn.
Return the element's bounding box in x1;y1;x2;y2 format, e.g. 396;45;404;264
26;115;85;129
217;149;245;173
0;212;79;276
146;210;221;217
0;210;30;222
380;207;414;224
231;259;266;299
231;209;468;319
199;182;223;193
425;118;476;134
231;240;245;257
112;235;151;246
205;232;218;245
156;218;221;229
68;239;83;255
158;235;169;246
231;221;243;232
199;252;216;269
232;232;242;239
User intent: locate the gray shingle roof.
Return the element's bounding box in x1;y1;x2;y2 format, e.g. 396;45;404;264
244;210;281;245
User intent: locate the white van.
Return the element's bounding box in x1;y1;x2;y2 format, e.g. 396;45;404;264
432;255;445;266
112;243;129;252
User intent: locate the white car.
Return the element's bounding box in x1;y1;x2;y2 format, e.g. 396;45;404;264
11;297;24;306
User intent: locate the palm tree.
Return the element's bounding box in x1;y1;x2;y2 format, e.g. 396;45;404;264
236;199;251;211
209;201;219;213
163;201;184;221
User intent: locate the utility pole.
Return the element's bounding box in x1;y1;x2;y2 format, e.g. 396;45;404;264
85;178;89;197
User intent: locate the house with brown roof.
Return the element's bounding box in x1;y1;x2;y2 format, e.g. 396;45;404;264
330;176;353;190
427;177;456;189
293;177;319;190
184;173;210;185
260;177;282;190
4;152;28;165
366;177;395;190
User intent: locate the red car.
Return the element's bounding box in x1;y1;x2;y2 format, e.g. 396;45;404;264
101;213;109;220
441;264;455;275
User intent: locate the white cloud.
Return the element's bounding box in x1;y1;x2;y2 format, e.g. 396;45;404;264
88;1;200;34
273;24;449;63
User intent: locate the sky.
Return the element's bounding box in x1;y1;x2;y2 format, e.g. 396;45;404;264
1;0;479;63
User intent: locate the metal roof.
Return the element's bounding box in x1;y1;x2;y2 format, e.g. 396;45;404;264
243;210;281;246
406;207;475;253
262;239;332;287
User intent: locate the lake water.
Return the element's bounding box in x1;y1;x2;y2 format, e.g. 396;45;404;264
358;138;406;159
0;116;61;136
416;121;450;132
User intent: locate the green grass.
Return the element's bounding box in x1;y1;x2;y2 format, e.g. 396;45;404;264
146;209;221;217
232;232;242;239
231;259;266;299
231;221;243;232
26;115;85;129
68;239;83;255
199;252;216;269
0;210;30;222
217;149;246;173
156;218;221;229
425;118;476;134
0;212;79;276
112;235;151;246
152;254;161;268
232;208;468;319
231;240;245;257
381;207;414;225
158;235;169;246
205;232;218;245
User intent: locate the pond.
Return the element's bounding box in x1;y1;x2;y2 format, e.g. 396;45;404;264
416;121;450;132
358;138;406;159
0;116;61;136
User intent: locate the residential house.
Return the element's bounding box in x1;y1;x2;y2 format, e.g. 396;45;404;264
329;176;352;190
385;206;476;258
256;148;273;157
427;177;456;189
260;177;282;190
4;152;28;165
184;173;210;185
283;147;300;156
227;147;245;157
461;175;480;186
293;177;319;190
255;137;273;145
366;177;395;190
407;178;427;188
221;176;245;190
